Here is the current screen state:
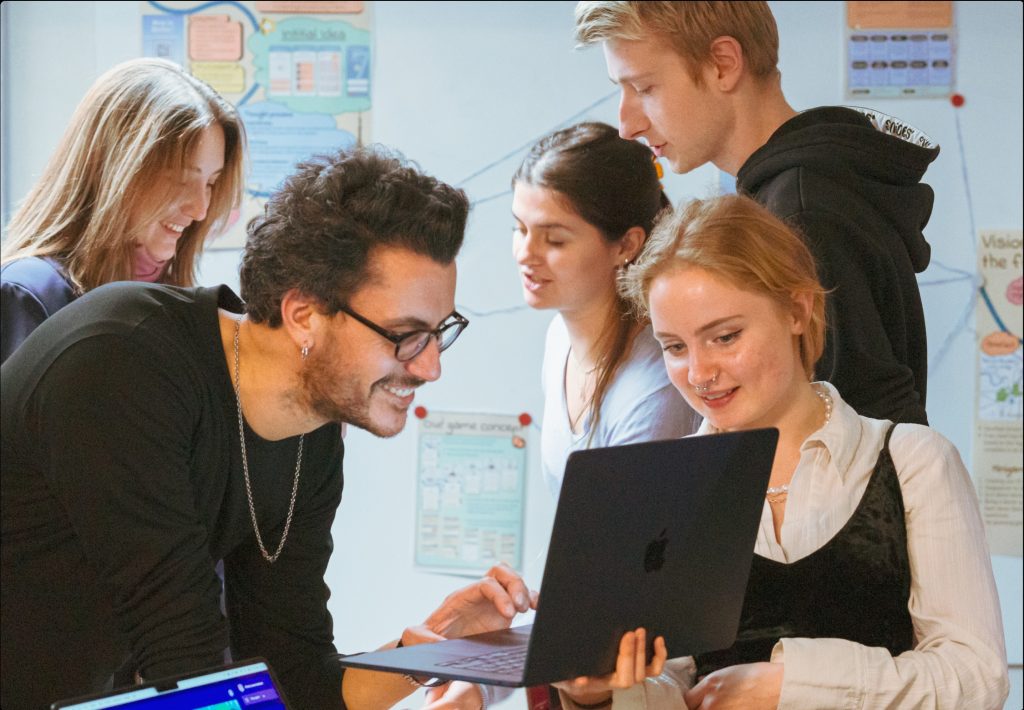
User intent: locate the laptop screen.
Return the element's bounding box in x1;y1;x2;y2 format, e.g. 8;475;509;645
51;659;288;710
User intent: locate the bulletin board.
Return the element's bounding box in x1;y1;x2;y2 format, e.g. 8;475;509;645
141;1;373;248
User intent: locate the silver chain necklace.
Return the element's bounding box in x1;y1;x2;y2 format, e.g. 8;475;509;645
233;319;303;563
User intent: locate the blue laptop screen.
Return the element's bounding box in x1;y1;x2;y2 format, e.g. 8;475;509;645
54;661;286;710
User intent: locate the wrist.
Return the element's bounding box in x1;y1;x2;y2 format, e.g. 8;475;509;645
395;636;446;688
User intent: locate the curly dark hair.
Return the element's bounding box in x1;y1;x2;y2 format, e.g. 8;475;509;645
241;145;469;326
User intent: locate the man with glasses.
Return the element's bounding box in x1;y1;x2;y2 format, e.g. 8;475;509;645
1;146;533;710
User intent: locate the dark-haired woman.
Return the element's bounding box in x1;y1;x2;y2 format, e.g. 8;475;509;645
512;121;699;498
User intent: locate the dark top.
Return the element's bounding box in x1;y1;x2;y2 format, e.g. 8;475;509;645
737;107;938;425
694;424;913;676
1;256;77;364
1;283;346;710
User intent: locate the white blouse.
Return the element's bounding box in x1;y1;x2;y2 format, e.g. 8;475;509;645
571;383;1009;710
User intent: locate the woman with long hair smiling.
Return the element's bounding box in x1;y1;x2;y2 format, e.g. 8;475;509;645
1;57;245;363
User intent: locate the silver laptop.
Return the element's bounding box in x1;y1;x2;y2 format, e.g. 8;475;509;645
337;429;778;687
51;658;289;709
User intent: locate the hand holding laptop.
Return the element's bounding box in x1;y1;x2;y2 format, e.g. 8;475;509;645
338;431;778;689
554;627;668;706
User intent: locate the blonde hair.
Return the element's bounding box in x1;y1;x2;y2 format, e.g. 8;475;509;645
2;58;245;292
621;194;826;379
574;1;780;84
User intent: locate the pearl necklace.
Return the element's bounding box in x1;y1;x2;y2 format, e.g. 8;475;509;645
765;384;833;505
233;319;304;563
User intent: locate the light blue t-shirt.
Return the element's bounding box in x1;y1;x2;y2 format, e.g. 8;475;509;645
540;314;699;497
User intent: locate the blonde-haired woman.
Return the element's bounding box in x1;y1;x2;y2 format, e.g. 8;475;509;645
557;194;1007;710
1;57;245;362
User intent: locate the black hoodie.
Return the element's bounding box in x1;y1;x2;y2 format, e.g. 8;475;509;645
737;106;938;425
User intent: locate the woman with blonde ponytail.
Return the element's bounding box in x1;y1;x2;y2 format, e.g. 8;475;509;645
1;57;245;362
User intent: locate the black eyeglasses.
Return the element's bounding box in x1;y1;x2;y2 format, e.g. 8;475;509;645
340;306;469;362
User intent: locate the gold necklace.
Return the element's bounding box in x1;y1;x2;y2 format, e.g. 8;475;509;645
569;346;599;376
566;347;599;433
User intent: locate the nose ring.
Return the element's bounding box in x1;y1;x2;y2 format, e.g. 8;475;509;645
694;371;719;394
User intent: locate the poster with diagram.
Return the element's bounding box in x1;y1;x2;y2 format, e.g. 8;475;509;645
974;229;1023;557
845;1;954;99
415;411;529;576
141;1;372;248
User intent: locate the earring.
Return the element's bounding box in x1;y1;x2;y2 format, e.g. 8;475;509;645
301;344;310;360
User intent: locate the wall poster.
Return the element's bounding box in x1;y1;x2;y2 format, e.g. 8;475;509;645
845;1;954;99
141;1;372;249
415;411;529;576
974;229;1023;557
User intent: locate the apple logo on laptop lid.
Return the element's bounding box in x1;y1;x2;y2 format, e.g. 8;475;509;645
644;528;668;572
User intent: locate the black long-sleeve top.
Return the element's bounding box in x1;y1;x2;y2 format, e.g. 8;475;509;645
1;282;346;709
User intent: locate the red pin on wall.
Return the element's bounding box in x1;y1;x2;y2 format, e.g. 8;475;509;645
414;406;428;419
951;93;965;108
518;412;532;427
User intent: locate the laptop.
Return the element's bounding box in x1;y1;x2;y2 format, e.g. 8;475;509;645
51;658;289;709
337;428;778;687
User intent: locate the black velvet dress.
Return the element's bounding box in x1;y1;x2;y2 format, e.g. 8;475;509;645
696;425;913;676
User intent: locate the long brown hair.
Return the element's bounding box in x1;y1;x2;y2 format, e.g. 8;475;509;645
513;121;669;438
2;58;245;293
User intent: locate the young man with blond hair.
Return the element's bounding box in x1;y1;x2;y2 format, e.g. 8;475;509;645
576;0;938;426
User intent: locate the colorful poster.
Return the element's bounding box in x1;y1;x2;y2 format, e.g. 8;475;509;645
845;1;955;99
415;412;529;576
974;229;1023;557
140;1;372;248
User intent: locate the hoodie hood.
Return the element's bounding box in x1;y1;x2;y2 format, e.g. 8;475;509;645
737;106;939;272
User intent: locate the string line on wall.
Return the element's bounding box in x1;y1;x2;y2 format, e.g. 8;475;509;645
455;304;532;318
926;106;986;375
456;90;618;188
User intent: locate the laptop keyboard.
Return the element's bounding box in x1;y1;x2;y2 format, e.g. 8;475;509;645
436;646;528;673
